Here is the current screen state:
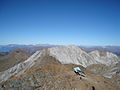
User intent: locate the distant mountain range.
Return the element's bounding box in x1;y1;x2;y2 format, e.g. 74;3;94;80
80;46;120;56
0;44;120;56
0;44;59;54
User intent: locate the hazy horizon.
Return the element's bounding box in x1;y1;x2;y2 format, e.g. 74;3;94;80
0;0;120;46
0;43;120;47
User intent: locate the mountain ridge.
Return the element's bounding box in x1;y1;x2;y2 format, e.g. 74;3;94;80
0;46;119;83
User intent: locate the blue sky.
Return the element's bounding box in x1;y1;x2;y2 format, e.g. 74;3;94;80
0;0;120;45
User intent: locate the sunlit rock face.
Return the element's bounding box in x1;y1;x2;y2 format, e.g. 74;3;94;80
0;46;119;82
48;46;98;67
48;46;119;67
89;50;119;66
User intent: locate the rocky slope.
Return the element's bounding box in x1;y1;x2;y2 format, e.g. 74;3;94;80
0;64;119;90
89;50;119;66
0;46;119;83
0;49;31;72
86;62;120;88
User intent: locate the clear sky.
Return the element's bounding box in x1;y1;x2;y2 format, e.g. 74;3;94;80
0;0;120;46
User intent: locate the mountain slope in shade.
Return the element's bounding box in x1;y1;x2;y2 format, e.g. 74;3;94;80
0;46;119;83
0;49;31;72
0;52;6;56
